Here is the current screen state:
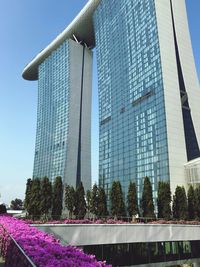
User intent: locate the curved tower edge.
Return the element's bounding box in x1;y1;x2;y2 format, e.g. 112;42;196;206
22;0;100;81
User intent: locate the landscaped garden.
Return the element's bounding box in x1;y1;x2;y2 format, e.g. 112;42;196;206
1;176;200;266
24;177;200;223
0;215;111;267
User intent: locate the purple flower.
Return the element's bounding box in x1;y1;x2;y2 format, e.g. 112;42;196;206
0;215;111;267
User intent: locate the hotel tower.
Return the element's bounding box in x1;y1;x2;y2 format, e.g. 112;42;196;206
23;0;200;201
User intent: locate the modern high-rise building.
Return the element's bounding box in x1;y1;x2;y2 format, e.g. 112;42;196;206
23;0;200;201
94;0;200;201
22;10;97;190
33;39;92;191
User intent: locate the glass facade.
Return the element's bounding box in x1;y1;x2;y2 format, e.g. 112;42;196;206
33;40;70;181
94;0;169;202
83;240;199;266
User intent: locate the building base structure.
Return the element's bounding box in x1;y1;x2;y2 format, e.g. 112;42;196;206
34;223;200;267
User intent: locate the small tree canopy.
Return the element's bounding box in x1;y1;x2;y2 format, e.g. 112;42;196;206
52;176;63;220
86;190;92;214
24;178;32;213
97;187;108;218
74;182;86;219
188;185;196;220
110;181;126;218
29;178;41;220
195;186;200;220
90;184;99;217
10;198;23;210
172;186;188;220
157;181;172;220
0;204;7;214
40;177;52;218
141;177;155;218
65;185;75;219
127;181;139;217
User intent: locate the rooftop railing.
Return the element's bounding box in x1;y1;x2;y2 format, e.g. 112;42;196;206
0;224;36;267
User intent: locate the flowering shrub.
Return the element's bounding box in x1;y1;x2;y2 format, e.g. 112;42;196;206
24;218;200;226
149;220;200;225
25;218;126;225
0;215;111;267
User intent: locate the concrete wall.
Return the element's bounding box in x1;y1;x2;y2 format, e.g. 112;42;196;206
155;0;200;194
34;224;200;246
80;47;92;192
65;39;92;191
155;0;188;195
65;40;83;188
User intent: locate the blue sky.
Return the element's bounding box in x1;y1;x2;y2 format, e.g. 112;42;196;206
0;0;199;205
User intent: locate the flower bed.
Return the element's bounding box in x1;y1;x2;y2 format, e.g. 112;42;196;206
0;215;111;267
149;219;200;225
24;218;200;226
25;218;126;225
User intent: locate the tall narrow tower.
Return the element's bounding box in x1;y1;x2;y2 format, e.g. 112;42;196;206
23;39;92;190
94;0;200;200
22;0;100;189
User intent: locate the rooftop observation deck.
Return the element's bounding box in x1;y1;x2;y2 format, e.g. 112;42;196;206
22;0;100;81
